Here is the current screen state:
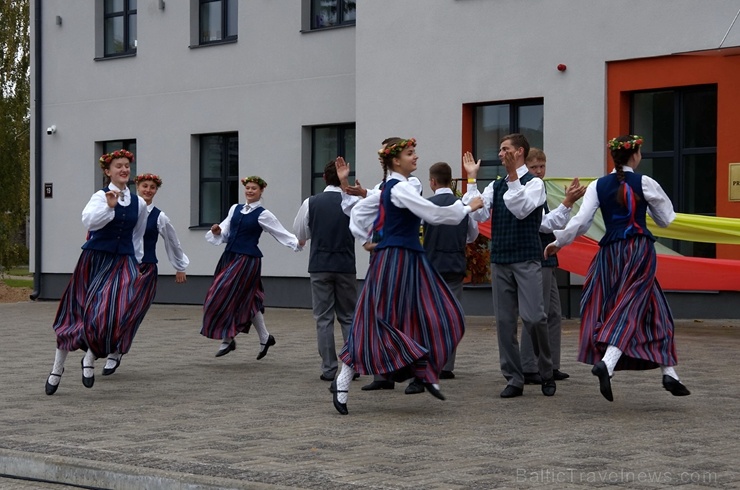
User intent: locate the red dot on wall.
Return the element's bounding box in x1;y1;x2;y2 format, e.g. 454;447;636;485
557;64;567;72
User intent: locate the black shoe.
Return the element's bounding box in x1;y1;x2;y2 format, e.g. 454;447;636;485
256;335;276;360
81;358;94;389
353;372;360;380
500;385;523;398
553;369;570;380
361;380;395;391
320;373;335;382
523;372;542;385
102;356;122;376
541;377;556;396
662;375;691;396
439;370;455;380
404;378;425;395
45;369;63;396
422;382;446;401
591;361;613;402
215;339;236;357
329;380;348;415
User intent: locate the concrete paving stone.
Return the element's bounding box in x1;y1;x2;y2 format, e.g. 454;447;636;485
0;301;738;489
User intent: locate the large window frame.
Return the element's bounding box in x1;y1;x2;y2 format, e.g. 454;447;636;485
100;139;137;190
310;124;356;195
309;0;356;30
197;0;238;45
103;0;137;57
631;84;717;258
470;98;544;188
198;133;239;226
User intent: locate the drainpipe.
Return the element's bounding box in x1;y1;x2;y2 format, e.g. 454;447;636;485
30;0;42;300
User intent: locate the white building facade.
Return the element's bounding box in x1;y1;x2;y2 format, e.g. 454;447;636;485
30;1;740;316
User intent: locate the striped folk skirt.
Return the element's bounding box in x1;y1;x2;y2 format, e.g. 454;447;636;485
578;235;677;370
338;247;465;384
116;262;159;354
52;249;140;358
201;251;264;340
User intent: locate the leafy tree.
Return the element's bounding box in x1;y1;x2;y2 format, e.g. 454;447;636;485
0;0;30;272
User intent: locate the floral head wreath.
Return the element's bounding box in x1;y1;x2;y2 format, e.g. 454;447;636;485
607;135;644;151
241;176;267;189
134;173;163;187
378;138;417;159
99;149;134;169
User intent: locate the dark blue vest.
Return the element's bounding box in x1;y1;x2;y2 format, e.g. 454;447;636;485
423;192;468;276
224;205;264;257
308;192;356;274
141;207;162;264
596;172;655;246
375;179;423;253
489;173;544;264
82;187;139;256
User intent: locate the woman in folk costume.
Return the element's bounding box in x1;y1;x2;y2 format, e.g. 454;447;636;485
101;173;190;376
330;138;484;415
45;149;148;395
201;176;303;360
545;135;690;401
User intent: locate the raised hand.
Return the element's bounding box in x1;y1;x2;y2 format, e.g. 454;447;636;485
563;178;587;207
462;152;481;179
336;156;350;184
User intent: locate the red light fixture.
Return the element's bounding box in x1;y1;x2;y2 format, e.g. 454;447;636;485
557;64;567;72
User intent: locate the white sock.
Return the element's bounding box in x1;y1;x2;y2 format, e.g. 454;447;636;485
219;337;233;350
48;349;68;386
602;345;623;377
252;312;269;345
83;349;95;378
336;363;355;404
104;352;122;369
661;366;679;381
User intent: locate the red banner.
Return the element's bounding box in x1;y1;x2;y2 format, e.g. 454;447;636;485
477;221;740;291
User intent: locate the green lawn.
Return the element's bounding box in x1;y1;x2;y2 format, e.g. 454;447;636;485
3;278;33;288
6;266;31;276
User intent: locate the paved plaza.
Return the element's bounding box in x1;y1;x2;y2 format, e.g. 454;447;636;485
0;301;738;489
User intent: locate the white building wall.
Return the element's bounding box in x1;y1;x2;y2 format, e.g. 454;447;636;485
31;0;740;301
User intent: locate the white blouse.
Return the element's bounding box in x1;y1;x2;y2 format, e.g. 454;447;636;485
349;171;473;242
147;204;190;272
552;167;676;248
205;201;302;252
81;184;148;263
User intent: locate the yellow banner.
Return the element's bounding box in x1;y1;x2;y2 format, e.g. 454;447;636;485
545;178;740;247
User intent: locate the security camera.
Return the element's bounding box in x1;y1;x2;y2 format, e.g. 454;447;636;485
46;125;56;135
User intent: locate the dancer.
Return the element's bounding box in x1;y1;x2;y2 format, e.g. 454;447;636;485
463;134;556;398
330;137;484;415
422;161;479;380
102;173;190;376
544;135;690;401
45;149;148;395
520;149;586;383
293;160;357;382
201;176;303;360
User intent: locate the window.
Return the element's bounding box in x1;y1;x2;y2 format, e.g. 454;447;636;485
632;85;717;258
311;0;356;29
471;98;544;187
100;140;137;190
199;133;239;226
311;124;355;194
103;0;137;57
199;0;237;44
